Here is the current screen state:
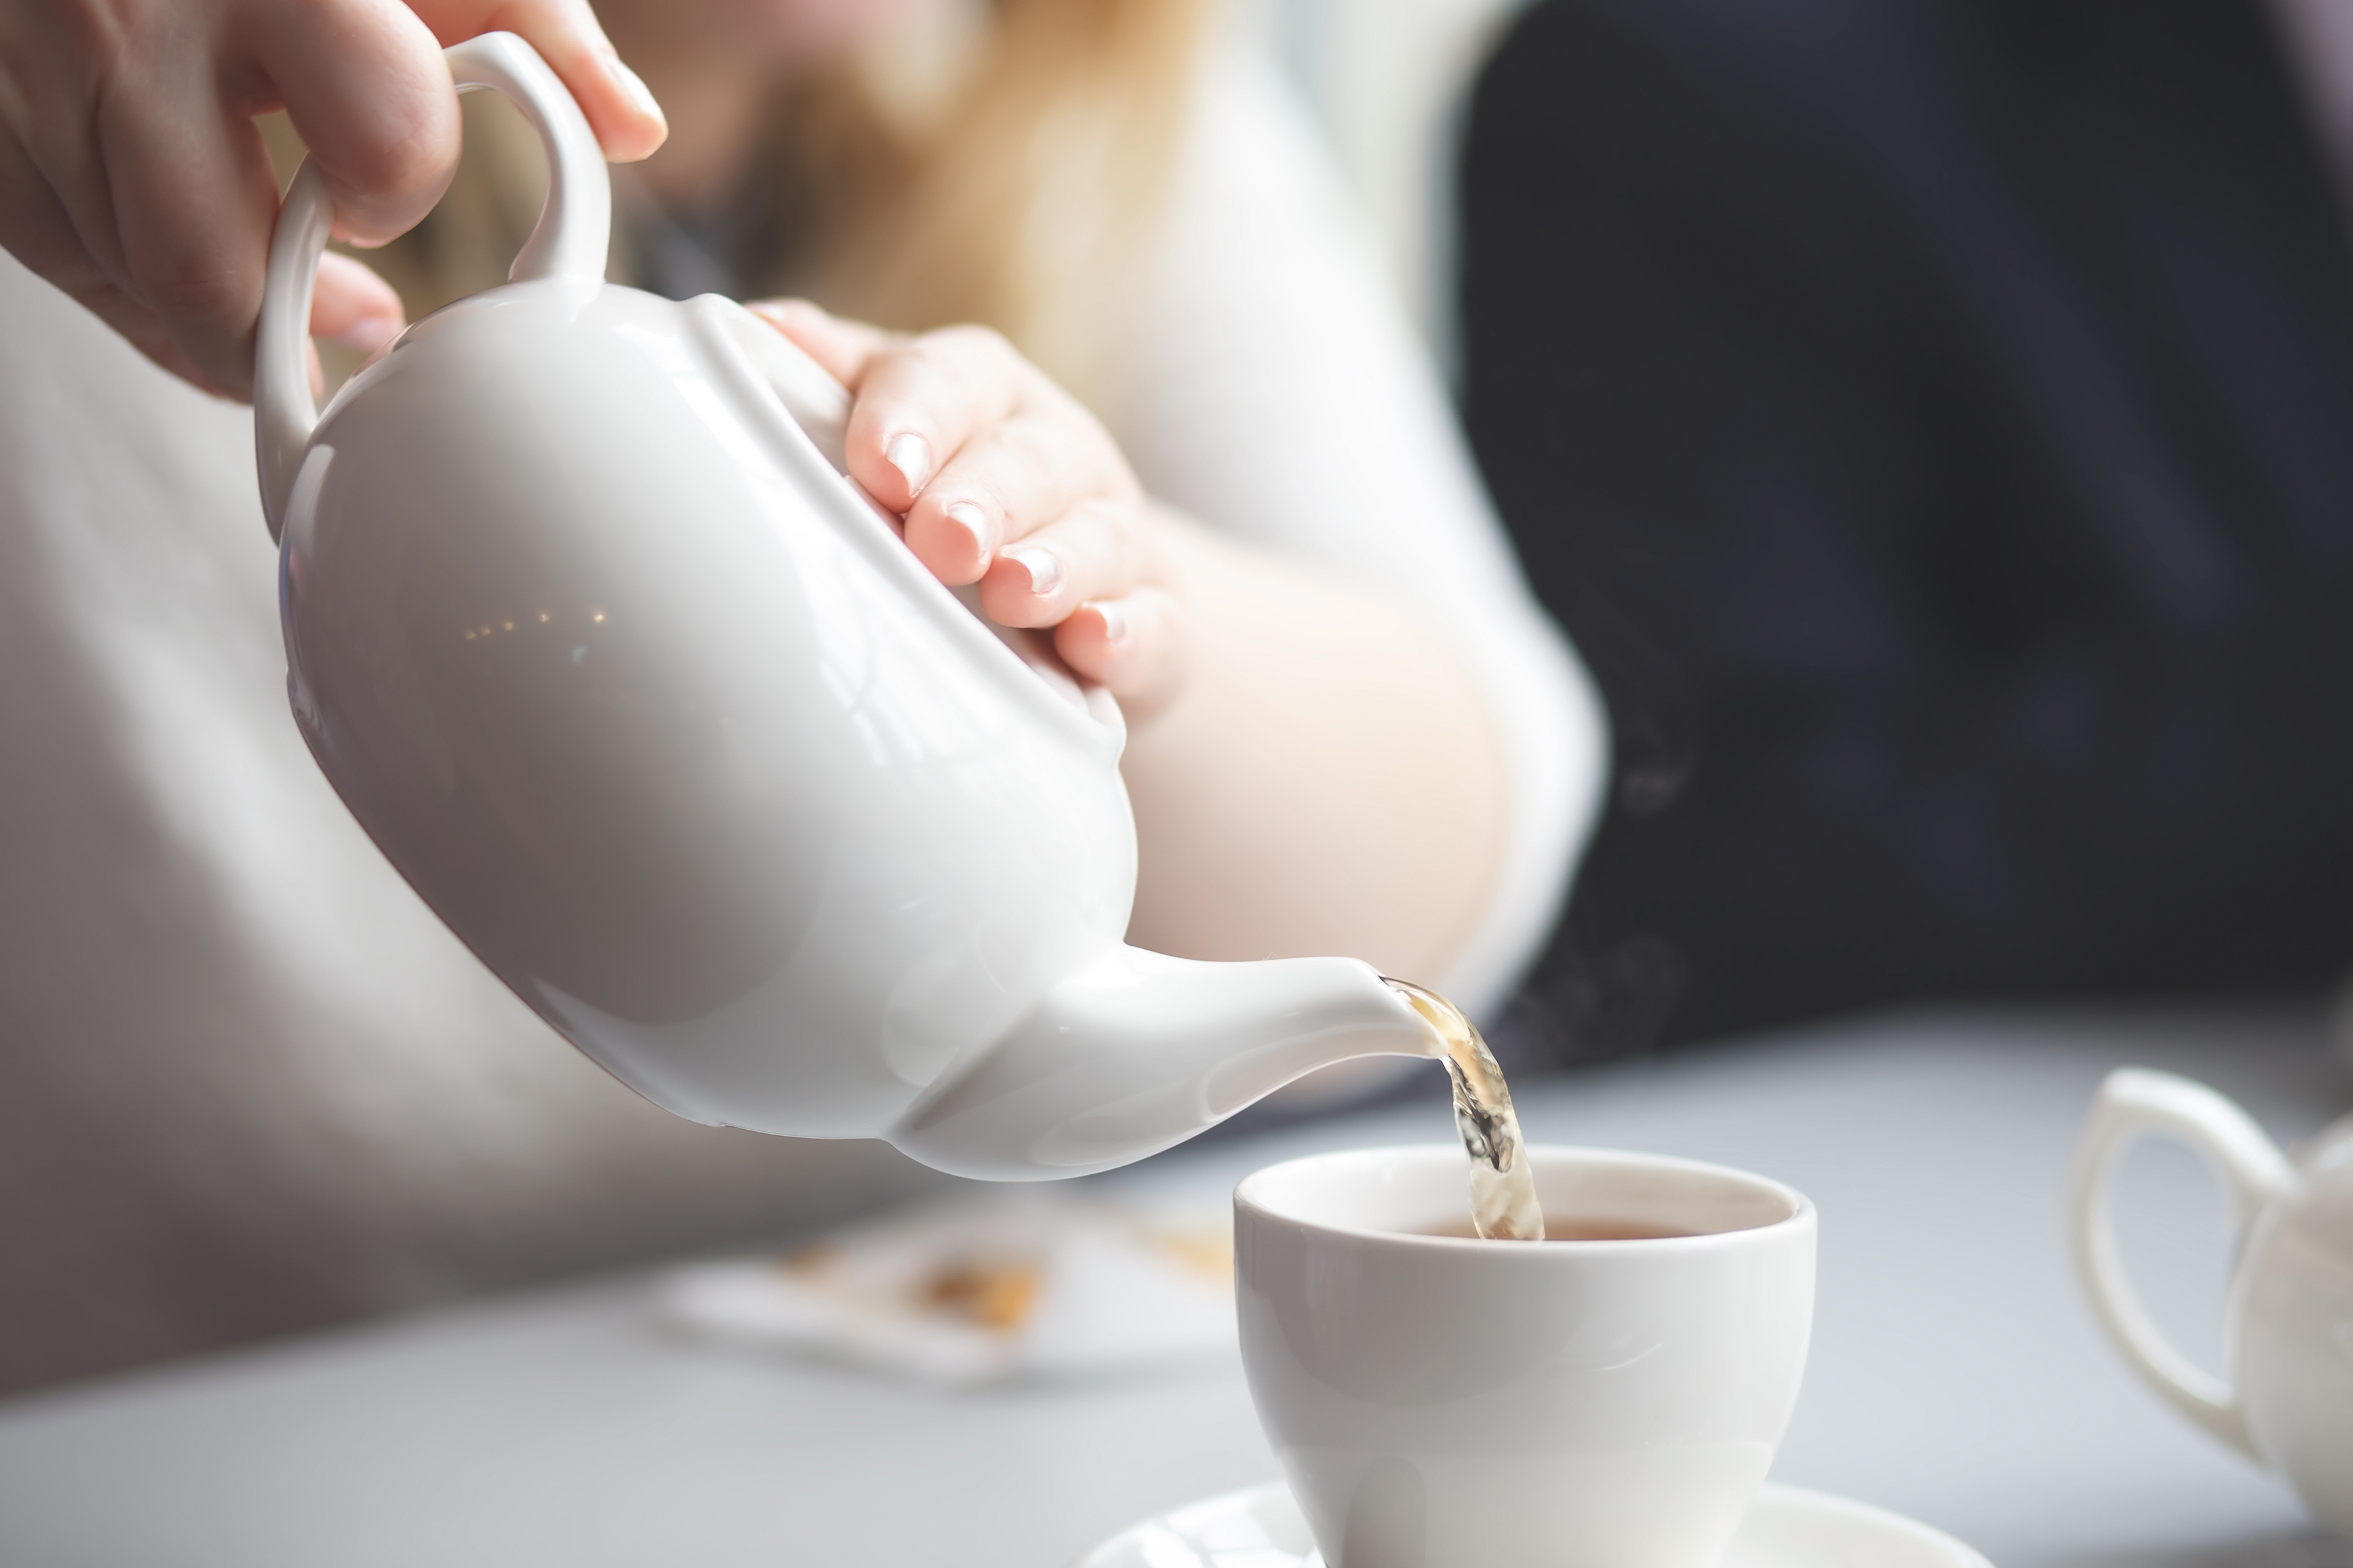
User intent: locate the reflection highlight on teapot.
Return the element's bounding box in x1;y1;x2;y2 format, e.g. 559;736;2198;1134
462;607;607;641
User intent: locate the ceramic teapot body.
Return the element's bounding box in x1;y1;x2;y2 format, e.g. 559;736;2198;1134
2070;1069;2353;1534
255;34;1435;1178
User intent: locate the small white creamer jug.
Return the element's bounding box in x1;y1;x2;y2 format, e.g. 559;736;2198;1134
253;33;1439;1181
2070;1067;2353;1534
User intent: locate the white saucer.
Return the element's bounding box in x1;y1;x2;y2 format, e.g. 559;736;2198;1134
1072;1481;1992;1568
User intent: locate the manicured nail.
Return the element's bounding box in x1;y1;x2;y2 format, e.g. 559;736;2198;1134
886;432;932;495
331;313;401;358
611;60;668;131
1005;546;1062;597
1091;600;1129;645
945;501;994;564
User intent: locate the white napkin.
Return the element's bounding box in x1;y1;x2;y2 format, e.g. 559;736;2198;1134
660;1189;1234;1385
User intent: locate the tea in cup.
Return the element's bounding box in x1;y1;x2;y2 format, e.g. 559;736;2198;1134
1234;1145;1817;1568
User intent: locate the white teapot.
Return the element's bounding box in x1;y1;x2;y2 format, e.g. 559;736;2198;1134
2069;1068;2353;1534
252;34;1438;1180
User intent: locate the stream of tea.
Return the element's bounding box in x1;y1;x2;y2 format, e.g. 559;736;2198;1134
1386;978;1546;1241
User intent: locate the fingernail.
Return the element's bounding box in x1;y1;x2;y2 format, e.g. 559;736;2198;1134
886;432;932;495
330;313;401;358
750;297;819;327
1005;546;1063;597
611;60;668;130
1091;600;1129;645
945;501;994;564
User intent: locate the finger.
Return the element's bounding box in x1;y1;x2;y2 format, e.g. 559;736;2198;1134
1054;587;1187;711
748;297;897;390
0;0;138;293
311;251;404;358
254;0;462;248
0;143;215;388
903;399;1138;584
0;192;216;388
58;282;218;390
263;0;666;245
96;81;286;395
975;500;1157;630
409;0;667;161
0;128;195;371
835;325;1059;515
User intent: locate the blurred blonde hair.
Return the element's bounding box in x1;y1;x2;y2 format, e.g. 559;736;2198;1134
366;0;1211;401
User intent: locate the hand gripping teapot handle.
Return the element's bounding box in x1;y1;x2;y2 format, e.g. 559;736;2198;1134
2066;1067;2294;1458
254;32;611;538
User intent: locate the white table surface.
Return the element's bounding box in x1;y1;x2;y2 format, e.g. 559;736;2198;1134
3;1007;2348;1568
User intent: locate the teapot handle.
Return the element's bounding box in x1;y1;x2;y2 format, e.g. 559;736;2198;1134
2066;1067;2293;1459
254;32;611;538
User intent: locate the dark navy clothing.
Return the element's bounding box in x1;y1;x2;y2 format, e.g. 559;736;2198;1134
1460;0;2353;1054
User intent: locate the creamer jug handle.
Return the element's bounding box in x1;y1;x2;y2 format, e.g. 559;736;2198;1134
2067;1067;2293;1458
253;32;611;538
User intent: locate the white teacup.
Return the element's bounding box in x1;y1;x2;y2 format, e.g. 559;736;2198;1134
1234;1145;1817;1568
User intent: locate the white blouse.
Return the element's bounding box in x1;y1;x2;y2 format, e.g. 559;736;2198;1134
1105;43;1602;1021
0;40;1599;1384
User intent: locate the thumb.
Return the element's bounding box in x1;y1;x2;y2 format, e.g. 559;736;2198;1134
409;0;668;161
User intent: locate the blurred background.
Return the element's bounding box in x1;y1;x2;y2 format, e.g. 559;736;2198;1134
1264;0;1525;360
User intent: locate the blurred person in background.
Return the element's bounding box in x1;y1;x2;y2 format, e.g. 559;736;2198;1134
1462;0;2353;1057
0;0;1597;1392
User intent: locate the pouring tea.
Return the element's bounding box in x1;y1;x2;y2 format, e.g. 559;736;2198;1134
254;32;1487;1184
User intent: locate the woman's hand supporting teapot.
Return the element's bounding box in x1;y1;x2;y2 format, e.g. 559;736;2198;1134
756;299;1515;986
755;300;1188;720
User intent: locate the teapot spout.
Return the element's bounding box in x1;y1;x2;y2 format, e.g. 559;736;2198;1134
888;945;1439;1180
